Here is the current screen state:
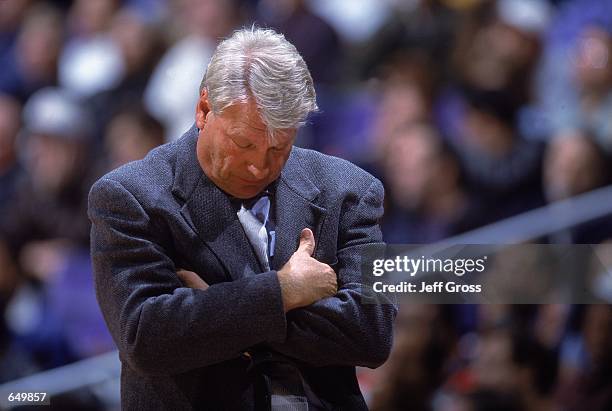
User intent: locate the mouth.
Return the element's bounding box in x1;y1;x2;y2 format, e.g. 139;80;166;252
237;176;264;185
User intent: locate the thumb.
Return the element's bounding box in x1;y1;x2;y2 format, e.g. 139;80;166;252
297;228;315;256
177;269;209;290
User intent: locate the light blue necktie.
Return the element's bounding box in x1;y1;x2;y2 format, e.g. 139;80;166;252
237;195;271;271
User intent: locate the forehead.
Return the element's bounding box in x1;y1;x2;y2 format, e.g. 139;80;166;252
221;102;266;132
218;102;295;144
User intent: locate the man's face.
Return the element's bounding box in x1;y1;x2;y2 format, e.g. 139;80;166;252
195;91;296;199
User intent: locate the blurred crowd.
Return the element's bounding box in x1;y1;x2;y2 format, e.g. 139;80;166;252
367;303;612;411
0;0;612;409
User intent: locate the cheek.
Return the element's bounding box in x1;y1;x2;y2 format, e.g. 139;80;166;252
212;142;241;177
271;159;284;176
270;151;291;174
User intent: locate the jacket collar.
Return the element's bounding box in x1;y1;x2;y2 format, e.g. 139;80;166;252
171;125;203;202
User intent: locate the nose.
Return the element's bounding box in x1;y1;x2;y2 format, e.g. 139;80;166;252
247;163;270;180
247;151;270;179
245;146;272;180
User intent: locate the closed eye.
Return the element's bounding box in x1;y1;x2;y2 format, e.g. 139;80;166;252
230;136;254;149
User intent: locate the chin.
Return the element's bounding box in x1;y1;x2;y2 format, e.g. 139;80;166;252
231;185;266;199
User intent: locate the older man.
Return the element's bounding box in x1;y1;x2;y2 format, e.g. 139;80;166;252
89;28;396;410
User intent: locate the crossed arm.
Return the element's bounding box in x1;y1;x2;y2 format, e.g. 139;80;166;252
89;177;396;376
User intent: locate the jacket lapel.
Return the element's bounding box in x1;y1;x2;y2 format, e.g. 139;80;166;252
183;177;264;280
271;149;327;270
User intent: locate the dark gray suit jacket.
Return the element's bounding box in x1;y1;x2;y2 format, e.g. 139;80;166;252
88;126;396;410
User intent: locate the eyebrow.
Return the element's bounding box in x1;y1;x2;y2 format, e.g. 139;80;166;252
225;128;251;141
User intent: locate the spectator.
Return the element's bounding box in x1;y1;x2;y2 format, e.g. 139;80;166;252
144;0;242;140
358;0;460;81
450;87;545;222
543;130;612;243
571;27;612;152
103;106;165;171
535;0;612;143
86;7;165;140
0;4;64;102
380;122;483;243
59;0;123;99
543;130;609;202
370;53;437;161
443;327;558;411
257;0;342;85
369;305;456;411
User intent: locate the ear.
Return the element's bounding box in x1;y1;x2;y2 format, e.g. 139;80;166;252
195;89;211;129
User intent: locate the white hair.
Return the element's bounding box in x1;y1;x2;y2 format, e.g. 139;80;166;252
201;27;318;131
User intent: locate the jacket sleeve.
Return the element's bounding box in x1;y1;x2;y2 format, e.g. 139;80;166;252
267;178;397;368
89;177;287;376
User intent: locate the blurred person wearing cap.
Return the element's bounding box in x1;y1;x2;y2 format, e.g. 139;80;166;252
89;27;396;410
0;87;95;281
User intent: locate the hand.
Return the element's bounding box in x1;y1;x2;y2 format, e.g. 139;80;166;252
277;228;337;312
177;269;209;290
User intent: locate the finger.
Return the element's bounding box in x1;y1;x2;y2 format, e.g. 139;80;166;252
297;228;315;256
177;269;209;290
